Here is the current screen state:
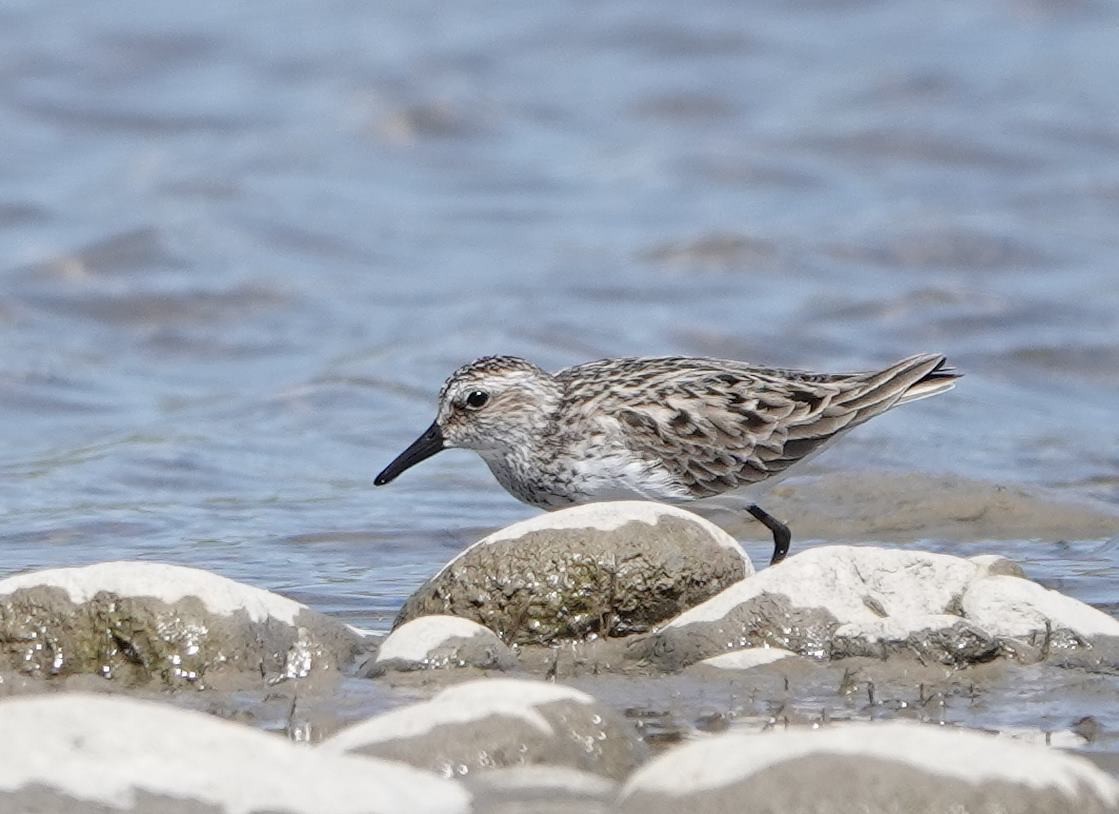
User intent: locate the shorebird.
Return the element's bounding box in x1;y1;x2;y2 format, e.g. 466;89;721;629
375;353;960;565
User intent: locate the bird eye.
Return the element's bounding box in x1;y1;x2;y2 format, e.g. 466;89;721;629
464;390;489;410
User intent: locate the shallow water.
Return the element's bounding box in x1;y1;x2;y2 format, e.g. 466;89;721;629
1;0;1117;733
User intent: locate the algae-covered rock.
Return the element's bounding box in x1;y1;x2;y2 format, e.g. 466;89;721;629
395;502;753;645
0;561;364;686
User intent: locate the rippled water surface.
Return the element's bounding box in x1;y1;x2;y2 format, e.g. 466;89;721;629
1;0;1117;640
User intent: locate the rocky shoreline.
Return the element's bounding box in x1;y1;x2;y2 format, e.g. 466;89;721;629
1;501;1117;812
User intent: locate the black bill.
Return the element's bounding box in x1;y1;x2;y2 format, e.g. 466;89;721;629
374;422;445;485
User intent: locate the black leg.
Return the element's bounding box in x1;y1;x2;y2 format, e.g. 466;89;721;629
747;504;791;566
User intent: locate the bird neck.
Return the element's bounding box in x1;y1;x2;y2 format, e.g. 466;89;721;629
477;383;567;508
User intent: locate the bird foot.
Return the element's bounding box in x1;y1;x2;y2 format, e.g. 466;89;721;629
747;504;791;566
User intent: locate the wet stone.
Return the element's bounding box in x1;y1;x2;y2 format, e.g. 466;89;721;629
361;614;517;676
0;562;364;687
632;545;1111;671
831;616;1000;663
464;766;617;814
617;720;1119;814
321;677;647;781
395;502;753;645
1050;635;1119;672
0;692;471;814
697;645;799;671
631;591;841;670
962;574;1119;647
969;553;1026;578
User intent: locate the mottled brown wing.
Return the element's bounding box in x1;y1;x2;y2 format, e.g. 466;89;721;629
606;354;949;498
612;375;839;497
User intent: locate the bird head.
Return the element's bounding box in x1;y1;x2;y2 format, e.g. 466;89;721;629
374;356;560;485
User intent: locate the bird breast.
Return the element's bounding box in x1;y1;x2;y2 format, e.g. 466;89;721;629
477;433;691;510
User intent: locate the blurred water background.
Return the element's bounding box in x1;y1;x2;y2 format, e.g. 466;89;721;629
1;0;1117;632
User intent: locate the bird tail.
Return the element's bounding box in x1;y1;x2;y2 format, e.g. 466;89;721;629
834;353;961;423
895;354;961;405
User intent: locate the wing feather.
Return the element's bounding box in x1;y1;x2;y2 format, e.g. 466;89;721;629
560;354;956;499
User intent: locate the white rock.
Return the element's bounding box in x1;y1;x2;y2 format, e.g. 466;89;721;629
834;613;969;643
663;546;1118;648
374;614;508;665
667;546;976;633
466;765;618;813
433;676;596;707
700;647;798;670
619;720;1119;805
320;678;645;780
323;679;595;750
347;624;384;637
468;765;617;797
0;561;304;624
0;693;469;814
963;575;1119;640
645;545;1119;667
483;501;747;555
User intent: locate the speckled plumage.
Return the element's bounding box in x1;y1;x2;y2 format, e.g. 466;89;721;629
375;353;960;564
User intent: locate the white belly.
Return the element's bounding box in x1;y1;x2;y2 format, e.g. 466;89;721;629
563;451;693;504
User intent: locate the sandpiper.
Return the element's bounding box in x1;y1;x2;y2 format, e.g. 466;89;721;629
375;353;960;565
